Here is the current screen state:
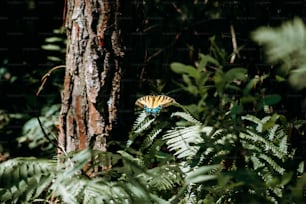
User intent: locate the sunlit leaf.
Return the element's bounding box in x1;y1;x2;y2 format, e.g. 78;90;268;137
41;44;62;51
224;68;247;82
170;63;198;79
186;164;221;184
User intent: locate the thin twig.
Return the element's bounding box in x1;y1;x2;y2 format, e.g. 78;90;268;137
143;24;160;32
36;116;66;155
145;33;181;63
230;24;239;64
36;65;66;96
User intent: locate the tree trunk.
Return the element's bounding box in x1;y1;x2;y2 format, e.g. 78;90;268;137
58;0;124;155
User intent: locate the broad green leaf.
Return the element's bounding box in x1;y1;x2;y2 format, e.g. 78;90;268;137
263;94;282;105
279;172;293;186
243;74;269;95
170;62;198;79
198;53;220;68
224;68;247;82
214;71;225;94
182;74;192;86
262;113;280;132
182;74;198;95
240;96;257;104
275;75;286;82
187;174;217;184
226;84;242;92
258;94;281;110
230;104;243;118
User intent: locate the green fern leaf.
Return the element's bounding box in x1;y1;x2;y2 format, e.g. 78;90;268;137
186;164;221;184
142;165;183;191
163;125;203;159
250;154;265;170
259;154;285;175
142;129;162;150
133;112;148;129
135;117;155;134
0;157;56;203
252;18;306;63
53;182;79;204
241;130;287;160
252;17;306;89
171;112;201;124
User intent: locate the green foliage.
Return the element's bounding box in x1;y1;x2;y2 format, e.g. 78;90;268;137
0;157;56;203
130;23;306;201
163;112;204;159
161;110;295;203
0;148;183;203
17;104;60;156
129;30;284;203
2;12;306;204
252;17;306;90
41;28;66;63
170;49;280;125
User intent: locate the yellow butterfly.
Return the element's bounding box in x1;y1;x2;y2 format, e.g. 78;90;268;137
135;95;175;114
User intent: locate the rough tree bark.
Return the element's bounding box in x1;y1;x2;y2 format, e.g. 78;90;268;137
58;0;124;155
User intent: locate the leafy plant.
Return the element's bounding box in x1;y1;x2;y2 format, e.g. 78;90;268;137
0;157;56;203
252;17;306;90
41;27;66;63
2;15;306;204
161;109;295;203
17;104;60;156
0;147;184;204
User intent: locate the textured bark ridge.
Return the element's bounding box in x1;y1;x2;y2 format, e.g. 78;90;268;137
58;0;124;154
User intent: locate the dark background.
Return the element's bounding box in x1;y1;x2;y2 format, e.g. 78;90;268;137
0;0;305;156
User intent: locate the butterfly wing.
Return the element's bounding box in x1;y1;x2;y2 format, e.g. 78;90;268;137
152;95;175;108
135;95;154;108
135;95;175;114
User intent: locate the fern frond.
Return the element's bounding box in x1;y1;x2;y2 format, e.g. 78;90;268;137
124;180;152;201
127;112;156;146
163;125;203;159
51;179;83;204
0;157;56;203
144;137;168;165
252;17;306;89
242;114;273;132
213;131;236;145
279;133;289;156
250;154;265;170
252;17;306;64
185;164;221;184
133;111;147;128
259;154;285;175
140;164;183;191
142;129;162;150
134;117;155;134
83;179;133;203
268;124;279;140
118;150;145;170
240;130;287;160
171;111;201;124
